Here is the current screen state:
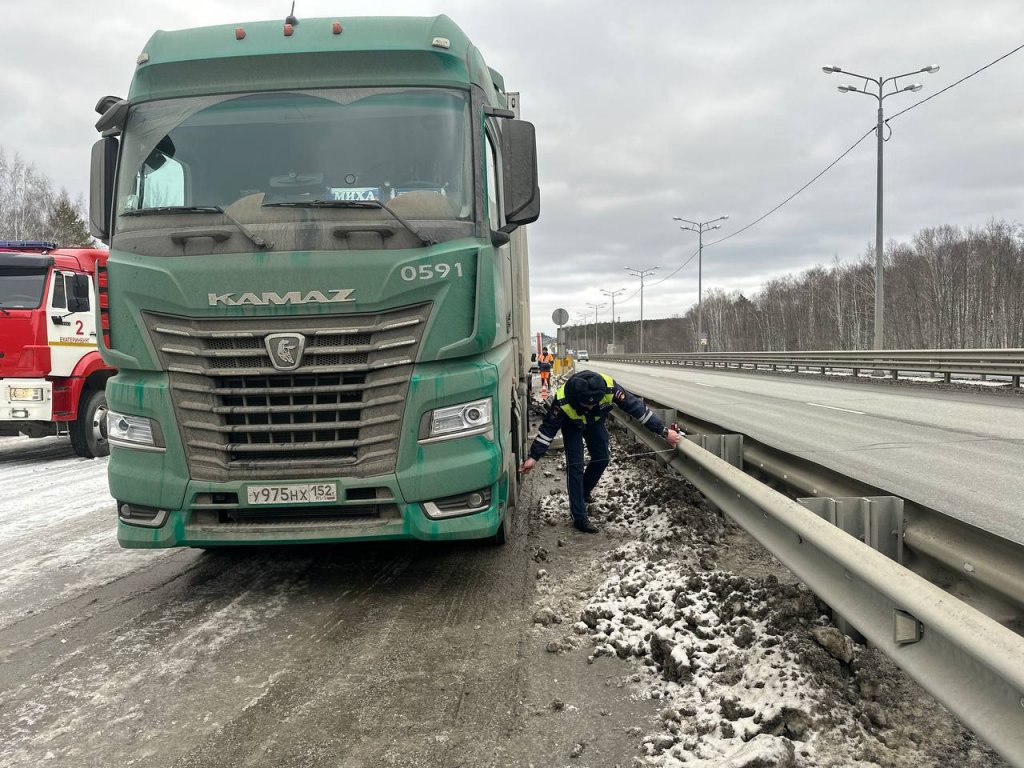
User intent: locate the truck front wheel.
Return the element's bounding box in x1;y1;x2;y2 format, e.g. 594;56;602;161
70;388;110;458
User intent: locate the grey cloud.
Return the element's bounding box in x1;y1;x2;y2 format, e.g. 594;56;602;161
4;0;1023;336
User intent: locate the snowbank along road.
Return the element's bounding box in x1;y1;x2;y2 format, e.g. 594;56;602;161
0;432;1008;767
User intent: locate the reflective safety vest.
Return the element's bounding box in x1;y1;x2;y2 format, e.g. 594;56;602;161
554;373;614;425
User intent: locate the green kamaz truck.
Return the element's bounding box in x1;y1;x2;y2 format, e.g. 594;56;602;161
89;14;539;548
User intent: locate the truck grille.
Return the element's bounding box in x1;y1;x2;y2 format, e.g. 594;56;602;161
144;304;430;481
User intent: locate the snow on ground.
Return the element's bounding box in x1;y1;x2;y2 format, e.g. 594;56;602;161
0;435;320;766
0;428;1008;767
530;430;1006;768
0;436;179;631
795;369;1015;388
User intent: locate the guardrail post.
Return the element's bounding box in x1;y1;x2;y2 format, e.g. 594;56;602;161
679;432;743;515
797;496;905;640
685;433;743;469
647;409;743;468
797;496;904;563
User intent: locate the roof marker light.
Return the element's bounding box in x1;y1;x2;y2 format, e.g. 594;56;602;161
284;23;294;36
332;21;343;35
136;53;150;66
235;27;246;40
432;37;451;49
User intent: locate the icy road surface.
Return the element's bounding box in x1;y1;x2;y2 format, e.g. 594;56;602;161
0;433;1007;767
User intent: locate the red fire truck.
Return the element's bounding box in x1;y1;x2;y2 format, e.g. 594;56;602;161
0;241;114;457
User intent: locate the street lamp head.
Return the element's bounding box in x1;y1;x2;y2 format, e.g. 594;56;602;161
921;65;940;74
711;225;721;230
837;85;852;93
822;66;842;74
904;83;923;92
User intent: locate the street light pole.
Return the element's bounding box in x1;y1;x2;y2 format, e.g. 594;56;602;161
625;266;659;354
600;288;625;350
586;302;606;353
673;215;728;350
576;313;589;352
823;63;939;349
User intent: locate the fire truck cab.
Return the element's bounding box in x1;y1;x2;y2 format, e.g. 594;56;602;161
0;241;114;457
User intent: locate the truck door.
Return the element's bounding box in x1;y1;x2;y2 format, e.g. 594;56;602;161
47;270;98;377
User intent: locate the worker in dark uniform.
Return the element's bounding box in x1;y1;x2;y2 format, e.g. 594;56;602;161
519;370;681;533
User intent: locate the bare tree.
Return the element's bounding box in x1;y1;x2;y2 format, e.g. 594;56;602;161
0;146;92;246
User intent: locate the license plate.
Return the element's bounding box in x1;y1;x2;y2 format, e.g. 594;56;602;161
246;483;338;505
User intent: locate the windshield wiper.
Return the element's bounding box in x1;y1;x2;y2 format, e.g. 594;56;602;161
122;205;272;250
0;303;10;316
262;199;435;246
122;205;223;216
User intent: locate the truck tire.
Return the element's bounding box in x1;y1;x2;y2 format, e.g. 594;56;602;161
490;500;511;546
70;388;110;458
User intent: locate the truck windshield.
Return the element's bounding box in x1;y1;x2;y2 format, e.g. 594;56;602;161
116;88;473;228
0;267;48;309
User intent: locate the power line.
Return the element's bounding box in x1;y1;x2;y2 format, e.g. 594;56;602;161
597;41;1024;315
704;127;875;251
888;41;1024;122
702;40;1024;250
636;128;872;294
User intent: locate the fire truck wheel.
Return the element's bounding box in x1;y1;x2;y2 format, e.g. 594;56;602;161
70;389;110;459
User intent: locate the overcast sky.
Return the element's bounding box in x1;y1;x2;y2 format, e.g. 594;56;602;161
4;1;1023;336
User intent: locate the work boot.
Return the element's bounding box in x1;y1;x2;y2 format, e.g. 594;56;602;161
573;518;599;534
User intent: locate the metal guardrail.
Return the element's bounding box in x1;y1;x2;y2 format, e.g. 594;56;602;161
672;417;1024;617
612;411;1024;766
595;349;1024;386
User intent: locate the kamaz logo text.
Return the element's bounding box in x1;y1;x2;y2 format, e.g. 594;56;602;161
208;289;356;306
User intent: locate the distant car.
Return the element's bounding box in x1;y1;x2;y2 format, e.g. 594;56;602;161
577;350;589;361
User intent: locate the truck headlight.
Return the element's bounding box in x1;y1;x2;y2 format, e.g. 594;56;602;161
9;387;44;401
107;410;165;450
423;398;493;441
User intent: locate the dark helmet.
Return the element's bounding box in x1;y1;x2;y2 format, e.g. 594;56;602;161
565;370;608;408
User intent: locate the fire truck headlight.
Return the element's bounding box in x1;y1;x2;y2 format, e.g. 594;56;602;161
423;397;493;441
107;410;165;451
9;387;44;402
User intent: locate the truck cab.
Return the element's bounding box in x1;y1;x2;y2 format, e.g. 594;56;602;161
90;15;539;547
0;241;115;457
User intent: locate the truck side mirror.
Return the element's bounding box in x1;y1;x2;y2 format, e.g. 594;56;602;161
499;119;540;232
68;274;91;313
90;137;118;243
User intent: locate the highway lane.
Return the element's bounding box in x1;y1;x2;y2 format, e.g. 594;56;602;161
589;362;1024;546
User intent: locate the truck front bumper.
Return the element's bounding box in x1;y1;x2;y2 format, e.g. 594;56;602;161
115;476;508;548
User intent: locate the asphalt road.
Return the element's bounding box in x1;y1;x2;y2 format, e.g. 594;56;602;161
591;361;1024;546
0;431;1008;767
0;436;661;768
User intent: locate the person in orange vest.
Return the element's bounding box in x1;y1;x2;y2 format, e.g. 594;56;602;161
538;346;555;394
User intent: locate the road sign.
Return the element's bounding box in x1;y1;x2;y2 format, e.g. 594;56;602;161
552;308;569;326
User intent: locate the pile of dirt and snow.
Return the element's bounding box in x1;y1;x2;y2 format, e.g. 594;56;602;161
528;427;1006;767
